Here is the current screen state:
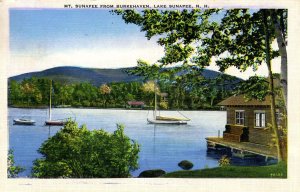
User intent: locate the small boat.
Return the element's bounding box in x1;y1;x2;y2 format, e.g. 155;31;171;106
147;118;188;125
45;80;66;126
147;115;189;124
45;119;65;126
13;118;36;125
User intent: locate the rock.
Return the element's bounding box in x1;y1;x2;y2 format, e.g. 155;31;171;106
178;160;194;170
138;169;166;178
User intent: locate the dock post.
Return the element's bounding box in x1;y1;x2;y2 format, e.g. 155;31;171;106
265;156;269;162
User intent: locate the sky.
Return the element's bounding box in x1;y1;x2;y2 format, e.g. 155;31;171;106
9;8;281;79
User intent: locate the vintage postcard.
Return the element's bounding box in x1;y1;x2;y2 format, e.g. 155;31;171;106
1;0;300;191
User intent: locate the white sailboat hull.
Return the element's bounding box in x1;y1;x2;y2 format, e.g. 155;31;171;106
148;81;189;125
13;118;36;125
147;118;188;125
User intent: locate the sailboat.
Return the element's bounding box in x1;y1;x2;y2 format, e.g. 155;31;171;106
45;80;65;126
147;82;190;125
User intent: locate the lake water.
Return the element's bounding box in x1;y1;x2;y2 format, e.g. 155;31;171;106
9;108;226;177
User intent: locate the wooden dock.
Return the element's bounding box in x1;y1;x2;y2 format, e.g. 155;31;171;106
206;137;278;159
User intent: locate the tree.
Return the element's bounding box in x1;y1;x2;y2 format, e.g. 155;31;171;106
7;76;236;110
141;81;159;107
99;84;111;107
32;120;140;178
262;9;283;161
209;9;285;161
20;81;35;105
115;9;287;161
57;84;74;105
8;80;22;105
270;9;287;108
8;149;24;178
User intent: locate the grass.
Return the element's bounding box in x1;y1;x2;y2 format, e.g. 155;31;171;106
162;162;287;178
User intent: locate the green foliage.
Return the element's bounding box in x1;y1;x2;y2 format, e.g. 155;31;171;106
159;101;168;110
127;60;161;80
8;75;236;109
218;155;231;167
32;120;140;178
116;9;287;161
115;9;286;102
234;76;269;101
163;161;287;178
7;149;25;178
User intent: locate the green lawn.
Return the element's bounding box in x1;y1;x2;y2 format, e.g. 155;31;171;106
162;162;287;178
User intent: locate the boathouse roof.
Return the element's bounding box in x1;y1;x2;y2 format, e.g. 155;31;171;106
217;95;271;106
127;101;145;106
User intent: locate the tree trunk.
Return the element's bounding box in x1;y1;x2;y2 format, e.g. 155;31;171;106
210;97;214;107
271;9;288;110
263;10;283;161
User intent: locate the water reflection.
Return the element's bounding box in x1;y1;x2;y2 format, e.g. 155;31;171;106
206;149;278;166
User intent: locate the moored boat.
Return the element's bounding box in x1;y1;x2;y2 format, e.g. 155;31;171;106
147;81;190;125
13;118;36;125
45;80;66;126
147;118;188;125
45;119;65;126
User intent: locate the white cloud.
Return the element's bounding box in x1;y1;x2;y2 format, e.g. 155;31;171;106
206;55;281;80
9;37;165;77
9;36;282;80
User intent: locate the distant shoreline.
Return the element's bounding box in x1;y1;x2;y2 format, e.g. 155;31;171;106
8;105;223;112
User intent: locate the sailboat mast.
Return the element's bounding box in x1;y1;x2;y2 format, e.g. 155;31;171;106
49;80;52;120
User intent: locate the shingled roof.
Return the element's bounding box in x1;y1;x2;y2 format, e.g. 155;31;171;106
217;95;271;106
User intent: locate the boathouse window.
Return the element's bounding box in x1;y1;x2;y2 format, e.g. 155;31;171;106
235;110;245;125
255;111;266;128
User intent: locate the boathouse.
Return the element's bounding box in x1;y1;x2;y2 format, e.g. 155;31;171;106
206;94;284;159
127;101;145;109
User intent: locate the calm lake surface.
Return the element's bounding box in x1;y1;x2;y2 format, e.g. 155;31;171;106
9;108;226;177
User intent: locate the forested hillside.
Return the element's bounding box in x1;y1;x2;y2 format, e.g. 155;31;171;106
8;66;241;109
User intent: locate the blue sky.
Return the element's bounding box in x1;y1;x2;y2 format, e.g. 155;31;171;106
10;9;142;53
9;9;165;77
9;8;279;78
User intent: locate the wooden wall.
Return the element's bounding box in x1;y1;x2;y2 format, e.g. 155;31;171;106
226;106;273;146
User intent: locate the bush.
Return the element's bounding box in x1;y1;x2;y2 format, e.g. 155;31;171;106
178;160;194;170
7;149;24;178
159;101;168;109
138;169;166;177
82;100;91;107
72;101;82;107
218;155;231;167
32;120;140;178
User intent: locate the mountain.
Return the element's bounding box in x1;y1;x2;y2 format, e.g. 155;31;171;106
9;66;141;86
9;66;242;86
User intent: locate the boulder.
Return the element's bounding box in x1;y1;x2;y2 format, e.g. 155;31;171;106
178;160;194;170
138;169;166;178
